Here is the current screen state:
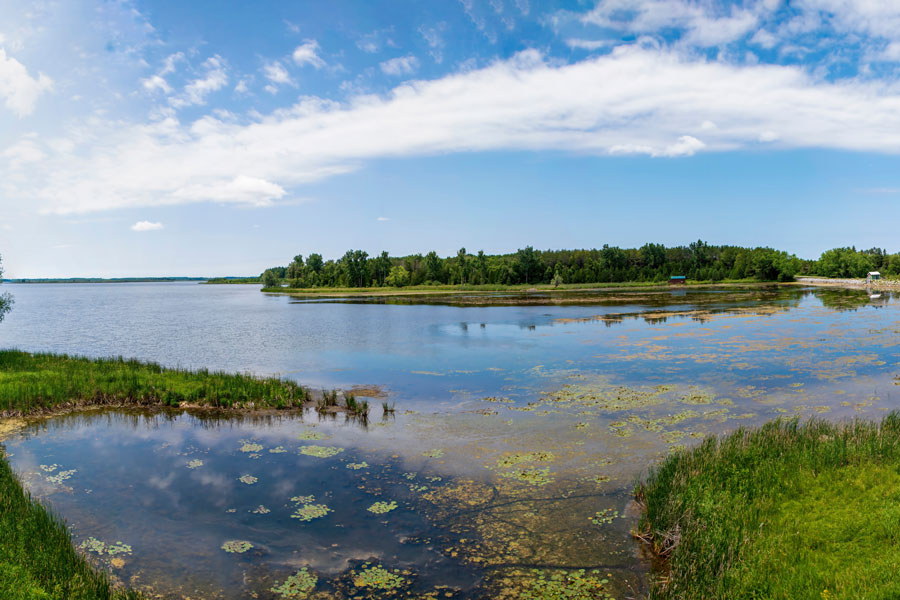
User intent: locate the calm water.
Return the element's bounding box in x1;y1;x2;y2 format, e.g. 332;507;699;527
2;283;900;598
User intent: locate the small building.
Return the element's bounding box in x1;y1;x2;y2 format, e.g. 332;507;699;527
669;275;686;286
867;271;881;283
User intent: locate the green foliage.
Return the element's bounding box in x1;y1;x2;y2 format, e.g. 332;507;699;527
814;246;898;278
636;414;900;599
264;241;809;289
0;454;142;599
0;254;13;323
0;350;310;416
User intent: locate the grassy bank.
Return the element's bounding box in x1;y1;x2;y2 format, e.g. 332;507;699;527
0;350;310;417
0;455;142;600
262;278;768;299
635;415;900;599
0;351;332;599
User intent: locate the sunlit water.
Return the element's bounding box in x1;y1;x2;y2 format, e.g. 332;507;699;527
2;283;899;598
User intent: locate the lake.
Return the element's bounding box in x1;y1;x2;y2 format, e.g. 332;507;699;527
1;282;898;598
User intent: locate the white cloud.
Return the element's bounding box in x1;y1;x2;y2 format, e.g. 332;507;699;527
419;24;447;63
170;55;228;108
376;216;390;221
566;38;610;51
263;61;291;85
12;46;900;215
581;0;762;47
292;40;325;69
380;55;419;76
131;220;163;231
0;48;53;116
142;74;171;94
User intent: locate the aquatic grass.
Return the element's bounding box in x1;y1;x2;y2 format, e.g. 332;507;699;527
290;503;332;522
0;453;142;600
0;350;311;416
636;413;900;599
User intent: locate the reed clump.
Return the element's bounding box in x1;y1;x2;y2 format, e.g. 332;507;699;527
635;414;900;599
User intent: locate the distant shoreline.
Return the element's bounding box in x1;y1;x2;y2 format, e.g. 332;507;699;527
8;277;210;284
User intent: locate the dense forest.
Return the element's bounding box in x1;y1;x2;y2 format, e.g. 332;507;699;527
259;241;818;288
259;243;899;289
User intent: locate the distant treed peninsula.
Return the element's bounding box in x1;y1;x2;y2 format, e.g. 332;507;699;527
251;243;896;289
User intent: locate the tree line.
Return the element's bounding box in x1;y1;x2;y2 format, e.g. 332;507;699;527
260;241;814;288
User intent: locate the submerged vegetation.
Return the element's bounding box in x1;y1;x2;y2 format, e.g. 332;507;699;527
636;414;900;599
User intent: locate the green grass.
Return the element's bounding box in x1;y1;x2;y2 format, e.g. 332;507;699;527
0;350;310;416
0;447;142;600
635;415;900;600
262;278;770;297
0;350;324;599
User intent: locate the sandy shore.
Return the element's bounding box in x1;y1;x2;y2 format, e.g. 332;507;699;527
796;276;900;290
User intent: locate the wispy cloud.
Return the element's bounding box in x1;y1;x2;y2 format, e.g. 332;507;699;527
263;61;292;85
170;55;228;108
12;45;900;215
131;220;163;231
376;216;390;222
380;55;419;76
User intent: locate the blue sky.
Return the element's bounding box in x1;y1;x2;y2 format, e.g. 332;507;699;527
1;0;900;277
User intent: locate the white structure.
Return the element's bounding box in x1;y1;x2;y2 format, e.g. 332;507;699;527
867;271;881;283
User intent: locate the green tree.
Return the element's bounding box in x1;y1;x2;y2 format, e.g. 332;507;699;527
424;251;443;283
261;269;280;288
456;247;469;284
306;253;324;274
385;265;410;287
516;246;541;285
0;254;12;323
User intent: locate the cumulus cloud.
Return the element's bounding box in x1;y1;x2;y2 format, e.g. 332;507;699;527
10;46;900;215
263;61;291;85
380;55;419;76
131;220;163;231
0;48;53;116
292;40;325;68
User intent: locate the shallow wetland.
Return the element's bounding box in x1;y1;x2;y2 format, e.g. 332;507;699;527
2;283;899;598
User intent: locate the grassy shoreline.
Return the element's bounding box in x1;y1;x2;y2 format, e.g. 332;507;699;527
635;415;900;599
261;278;775;300
0;350;370;600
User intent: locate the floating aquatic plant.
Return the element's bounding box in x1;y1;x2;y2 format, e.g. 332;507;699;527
346;462;368;470
238;474;258;485
46;469;76;484
352;564;408;590
291;503;332;522
271;567;317;598
239;441;263;453
517;569;613;600
495;451;555;469
269;446;287;454
251;505;271;515
299;445;344;458
422;448;444;458
297;430;329;441
499;467;553;486
106;542;132;556
590;508;619;526
290;494;315;504
39;464;58;473
79;537;106;555
187;459;203;469
221;540;253;553
367;500;398;514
